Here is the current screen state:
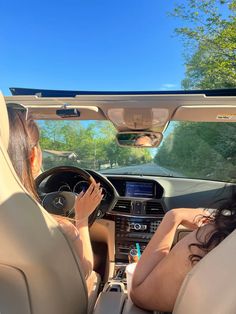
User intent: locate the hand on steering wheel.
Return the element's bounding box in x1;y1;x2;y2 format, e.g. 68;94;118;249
35;166;116;226
75;181;103;222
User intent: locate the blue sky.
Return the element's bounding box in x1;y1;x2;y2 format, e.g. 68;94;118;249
0;0;188;95
0;1;229;96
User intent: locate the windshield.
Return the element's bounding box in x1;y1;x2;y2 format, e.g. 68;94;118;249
38;120;236;183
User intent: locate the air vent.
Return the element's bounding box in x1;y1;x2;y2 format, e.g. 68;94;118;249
146;201;164;215
113;199;132;213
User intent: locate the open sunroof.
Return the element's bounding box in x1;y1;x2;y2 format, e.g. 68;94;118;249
10;87;236;98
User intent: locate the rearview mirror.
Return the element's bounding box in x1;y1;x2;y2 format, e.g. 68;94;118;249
116;132;163;148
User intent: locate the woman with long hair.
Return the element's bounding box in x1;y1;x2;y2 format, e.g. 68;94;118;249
131;190;236;311
7;107;103;284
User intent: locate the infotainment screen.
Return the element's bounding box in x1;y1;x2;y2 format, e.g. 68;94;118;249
125;181;154;198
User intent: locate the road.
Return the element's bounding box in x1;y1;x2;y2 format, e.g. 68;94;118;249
100;163;183;177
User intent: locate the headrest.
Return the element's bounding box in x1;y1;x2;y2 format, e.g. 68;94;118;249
0;92;9;149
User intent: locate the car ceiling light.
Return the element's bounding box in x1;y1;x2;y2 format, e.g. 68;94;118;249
107;108;169;129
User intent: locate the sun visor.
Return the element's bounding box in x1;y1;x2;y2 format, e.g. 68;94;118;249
173;106;236;122
31;106;105;120
5;104;105;121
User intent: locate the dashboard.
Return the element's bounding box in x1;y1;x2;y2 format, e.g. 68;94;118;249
38;168;234;262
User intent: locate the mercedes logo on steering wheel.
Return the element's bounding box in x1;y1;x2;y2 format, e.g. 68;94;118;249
53;196;66;209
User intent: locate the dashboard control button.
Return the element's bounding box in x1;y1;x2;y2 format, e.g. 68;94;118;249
134;223;141;230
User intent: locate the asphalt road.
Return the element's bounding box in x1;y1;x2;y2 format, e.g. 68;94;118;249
101;163;183;177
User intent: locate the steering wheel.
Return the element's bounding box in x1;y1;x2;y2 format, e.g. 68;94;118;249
35;166;103;226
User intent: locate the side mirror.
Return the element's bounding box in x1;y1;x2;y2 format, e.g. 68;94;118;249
116;132;163;148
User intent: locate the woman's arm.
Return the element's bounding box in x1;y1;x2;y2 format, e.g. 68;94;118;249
57;181;103;279
73;181;103;277
131;208;213;312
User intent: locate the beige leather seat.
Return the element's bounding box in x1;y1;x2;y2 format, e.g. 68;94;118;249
173;228;236;314
0;92;95;314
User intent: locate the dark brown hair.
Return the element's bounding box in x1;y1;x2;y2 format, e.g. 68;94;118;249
7;107;40;201
189;189;236;263
7;108;77;223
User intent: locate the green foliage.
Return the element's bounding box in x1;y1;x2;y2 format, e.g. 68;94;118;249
171;0;236;89
155;122;236;182
154;1;236;183
39;120;152;171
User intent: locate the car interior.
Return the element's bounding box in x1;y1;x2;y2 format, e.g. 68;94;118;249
0;88;236;314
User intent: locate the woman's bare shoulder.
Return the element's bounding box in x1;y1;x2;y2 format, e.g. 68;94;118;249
176;223;216;249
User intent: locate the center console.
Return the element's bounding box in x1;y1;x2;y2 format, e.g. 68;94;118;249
94;177;165;313
115;215;162;262
99;178;164;310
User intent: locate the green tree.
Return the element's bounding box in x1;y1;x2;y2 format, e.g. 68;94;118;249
155;1;236;182
39;120;152;171
155;122;236;181
171;0;236;89
40;121;65;150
